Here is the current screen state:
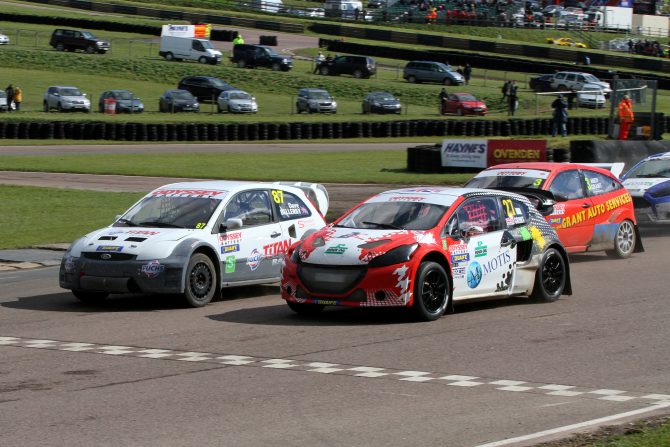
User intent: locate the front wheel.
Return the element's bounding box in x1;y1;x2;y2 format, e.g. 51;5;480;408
353;69;363;79
443;78;453;86
72;290;109;304
412;261;450;321
198;56;208;64
271;63;281;71
531;248;566;302
287;301;325;316
606;220;636;259
183;253;218;307
85;45;95;54
319;66;330;76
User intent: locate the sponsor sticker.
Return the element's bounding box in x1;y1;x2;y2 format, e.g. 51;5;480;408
467;262;482;289
96;245;123;252
324;244;348;255
451;253;470;264
141;260;165;278
474;241;488;257
246;249;264;271
549;217;563;225
452;266;466;278
225;256;236;273
221;244;240;254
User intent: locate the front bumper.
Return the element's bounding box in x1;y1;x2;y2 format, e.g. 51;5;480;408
633;197;670;223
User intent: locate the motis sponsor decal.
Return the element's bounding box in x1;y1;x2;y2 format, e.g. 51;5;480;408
324;244;348;255
96;245;123;252
140;260;165;278
481;251;512;275
246;249;264;271
467;262;482;288
225;256;236;274
474;241;488;257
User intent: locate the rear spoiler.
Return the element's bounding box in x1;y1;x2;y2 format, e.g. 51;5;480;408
573;162;625;179
491;187;556;216
273;182;329;216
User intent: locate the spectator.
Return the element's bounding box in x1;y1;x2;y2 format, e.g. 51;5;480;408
232;33;244;46
507;89;518;116
313;51;325;74
355;7;360;20
5;84;14;112
566;89;577;110
509;80;518;97
13;85;22;111
439;87;448;114
617;94;634;140
463;63;472;85
551;94;568;137
501;80;510;100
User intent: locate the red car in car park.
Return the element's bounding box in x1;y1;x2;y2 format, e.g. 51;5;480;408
466;162;643;258
440;93;488;116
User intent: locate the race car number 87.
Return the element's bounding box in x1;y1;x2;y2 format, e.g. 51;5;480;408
272;190;284;204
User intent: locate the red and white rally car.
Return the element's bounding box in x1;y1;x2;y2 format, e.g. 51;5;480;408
60;181;328;307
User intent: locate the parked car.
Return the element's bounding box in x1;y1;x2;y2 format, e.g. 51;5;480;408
403;61;465;85
0;91;8;112
529;74;555;92
317;55;376;79
466;162;642;258
177;76;236;102
43;86;91;112
281;187;572;321
49;28;110;54
159;89;200;113
217;90;258;113
59;181;329;307
576;85;606;108
230;44;293;71
305;7;325;16
0;33;9;45
296;88;337;114
546;37;587;48
361;92;401;114
621;152;670;224
440;93;488;116
98;90;144;113
551;72;611;94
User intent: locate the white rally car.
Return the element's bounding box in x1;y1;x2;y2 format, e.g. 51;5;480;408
59;181;328;307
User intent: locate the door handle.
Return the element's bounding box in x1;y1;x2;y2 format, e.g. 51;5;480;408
271;231;281;238
582;203;591;208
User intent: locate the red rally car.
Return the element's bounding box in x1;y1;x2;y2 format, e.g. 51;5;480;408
466;162;643;258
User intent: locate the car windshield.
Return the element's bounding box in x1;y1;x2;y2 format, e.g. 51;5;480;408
115;195;224;229
308;91;330;100
201;40;214;49
81;32;98;39
467;169;550;189
211;79;230;87
172;91;194;100
372;93;394;101
456;94;477;101
0;91;5;98
583;74;600;82
626;159;670;178
114;91;133;100
60;88;82;96
336;202;447;231
229;92;251;100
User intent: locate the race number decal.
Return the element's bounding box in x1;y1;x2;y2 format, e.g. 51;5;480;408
502;199;516;217
271;190;284;204
195;222;207;229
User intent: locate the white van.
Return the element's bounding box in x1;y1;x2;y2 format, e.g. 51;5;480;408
323;0;366;19
159;36;223;65
251;0;283;12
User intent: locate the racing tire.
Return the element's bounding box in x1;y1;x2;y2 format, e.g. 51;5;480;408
530;248;566;303
319;66;330;76
57;103;64;112
271;63;281;71
606;220;636;259
165;52;174;61
353;69;363;79
287;301;325;316
412;261;450;321
198;56;208;64
72;290;109;304
183;253;218;307
407;75;417;84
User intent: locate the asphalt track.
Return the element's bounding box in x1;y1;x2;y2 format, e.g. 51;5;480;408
1;144;670;446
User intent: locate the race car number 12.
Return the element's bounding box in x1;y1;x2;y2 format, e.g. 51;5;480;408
272;190;284;204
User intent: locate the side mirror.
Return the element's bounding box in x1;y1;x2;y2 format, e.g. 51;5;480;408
466;225;484;237
114;214;121;221
537;199;556;216
53;93;60;97
220;218;242;232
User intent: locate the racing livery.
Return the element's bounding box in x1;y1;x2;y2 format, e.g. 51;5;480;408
281;187;572;321
467;162;643;258
622;152;670;224
60;181;328;307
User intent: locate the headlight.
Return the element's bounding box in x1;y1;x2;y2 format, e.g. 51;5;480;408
332;101;337;107
367;243;418;267
282;58;289;63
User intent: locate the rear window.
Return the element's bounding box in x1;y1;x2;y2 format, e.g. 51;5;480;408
466;169;550;189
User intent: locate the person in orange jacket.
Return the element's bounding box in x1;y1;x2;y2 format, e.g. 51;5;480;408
617;94;634;140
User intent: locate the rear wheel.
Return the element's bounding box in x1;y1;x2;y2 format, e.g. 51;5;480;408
531;248;566;302
183;253;218;307
287;301;325;316
237;60;246;68
72;290;109;304
606;220;636;259
412;261;450;321
319;66;330;75
443;77;453;86
55;42;65;51
43;101;49;112
456;107;463;116
407;75;417;83
57;103;63;112
85;45;95;54
165;52;174;61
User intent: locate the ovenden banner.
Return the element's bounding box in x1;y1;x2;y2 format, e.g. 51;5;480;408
441;139;546;168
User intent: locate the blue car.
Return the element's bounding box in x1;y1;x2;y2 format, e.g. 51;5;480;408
622;152;670;223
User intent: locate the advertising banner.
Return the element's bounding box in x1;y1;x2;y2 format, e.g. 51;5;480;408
440;139;488;168
161;24;211;38
441;139;546;168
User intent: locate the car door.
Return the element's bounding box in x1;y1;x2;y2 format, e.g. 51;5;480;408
444;94;457;113
545;169;595;251
217;189;285;284
575;74;587;90
580;169;630;251
446;196;517;300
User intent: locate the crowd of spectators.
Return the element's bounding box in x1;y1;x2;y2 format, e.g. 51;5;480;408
628;39;667;58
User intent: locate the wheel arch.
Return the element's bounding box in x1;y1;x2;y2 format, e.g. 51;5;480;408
415;250;454;312
174;240;221;292
547;243;572;295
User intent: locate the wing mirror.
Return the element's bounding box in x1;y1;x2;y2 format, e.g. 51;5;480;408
220;218;243;232
537;198;556;216
466;226;484;237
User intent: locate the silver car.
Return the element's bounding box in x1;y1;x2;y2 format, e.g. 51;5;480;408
0;33;9;45
296;88;337;114
217;90;258;113
43;86;91;112
403;60;465;85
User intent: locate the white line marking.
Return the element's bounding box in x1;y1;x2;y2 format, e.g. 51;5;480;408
474;402;670;447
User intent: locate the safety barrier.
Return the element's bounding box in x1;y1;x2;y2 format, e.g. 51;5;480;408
570;139;670;170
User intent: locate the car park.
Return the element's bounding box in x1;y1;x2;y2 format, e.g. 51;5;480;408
466;163;642;258
217;90;258;113
59;180;329;307
403;61;465;85
546;37;587;48
230;44;293;71
551;72;612;94
49;28;110;54
361;92;401;114
621;152;670;223
296;88;337;114
529;74;555;92
43;86;91;112
281;187;572;321
317;55;376;78
159;89;200;113
177;76;236;102
0;33;9;45
440;93;487;116
98;90;144;113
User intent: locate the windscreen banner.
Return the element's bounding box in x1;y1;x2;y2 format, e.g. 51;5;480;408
441;139;546;168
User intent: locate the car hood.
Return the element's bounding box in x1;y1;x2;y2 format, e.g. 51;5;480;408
117;99;144;106
623;178;670;196
373;99;400;105
297;226;435;266
228;99;255;105
68;227;195;259
461;100;486;108
61;95;89;101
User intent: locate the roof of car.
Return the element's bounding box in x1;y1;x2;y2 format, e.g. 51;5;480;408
486;162;617;177
148;181;306;196
642;151;670;160
367;187;504;207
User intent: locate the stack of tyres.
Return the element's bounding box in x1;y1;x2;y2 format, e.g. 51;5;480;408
310;122;321;139
290;122;300;140
278;123;290;140
208;124;218;141
227;124;238;141
198;124;208;141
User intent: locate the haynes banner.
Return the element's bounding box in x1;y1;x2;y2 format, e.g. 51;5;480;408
161;24;211;38
441;139;546;168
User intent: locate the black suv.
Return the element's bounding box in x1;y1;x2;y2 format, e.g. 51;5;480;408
230;44;293;71
177;76;236;102
317;55;376;79
49;29;110;54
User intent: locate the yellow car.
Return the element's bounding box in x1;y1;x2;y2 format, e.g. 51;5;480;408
547;37;587;48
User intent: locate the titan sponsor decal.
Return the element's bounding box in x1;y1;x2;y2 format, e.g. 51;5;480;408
151;189;223;197
558;193;632;229
324;243;348;255
264;239;291;256
474;241;488;257
467;261;482;288
96;245;123;252
246;249;264;271
140;260;165;278
225;255;236;274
